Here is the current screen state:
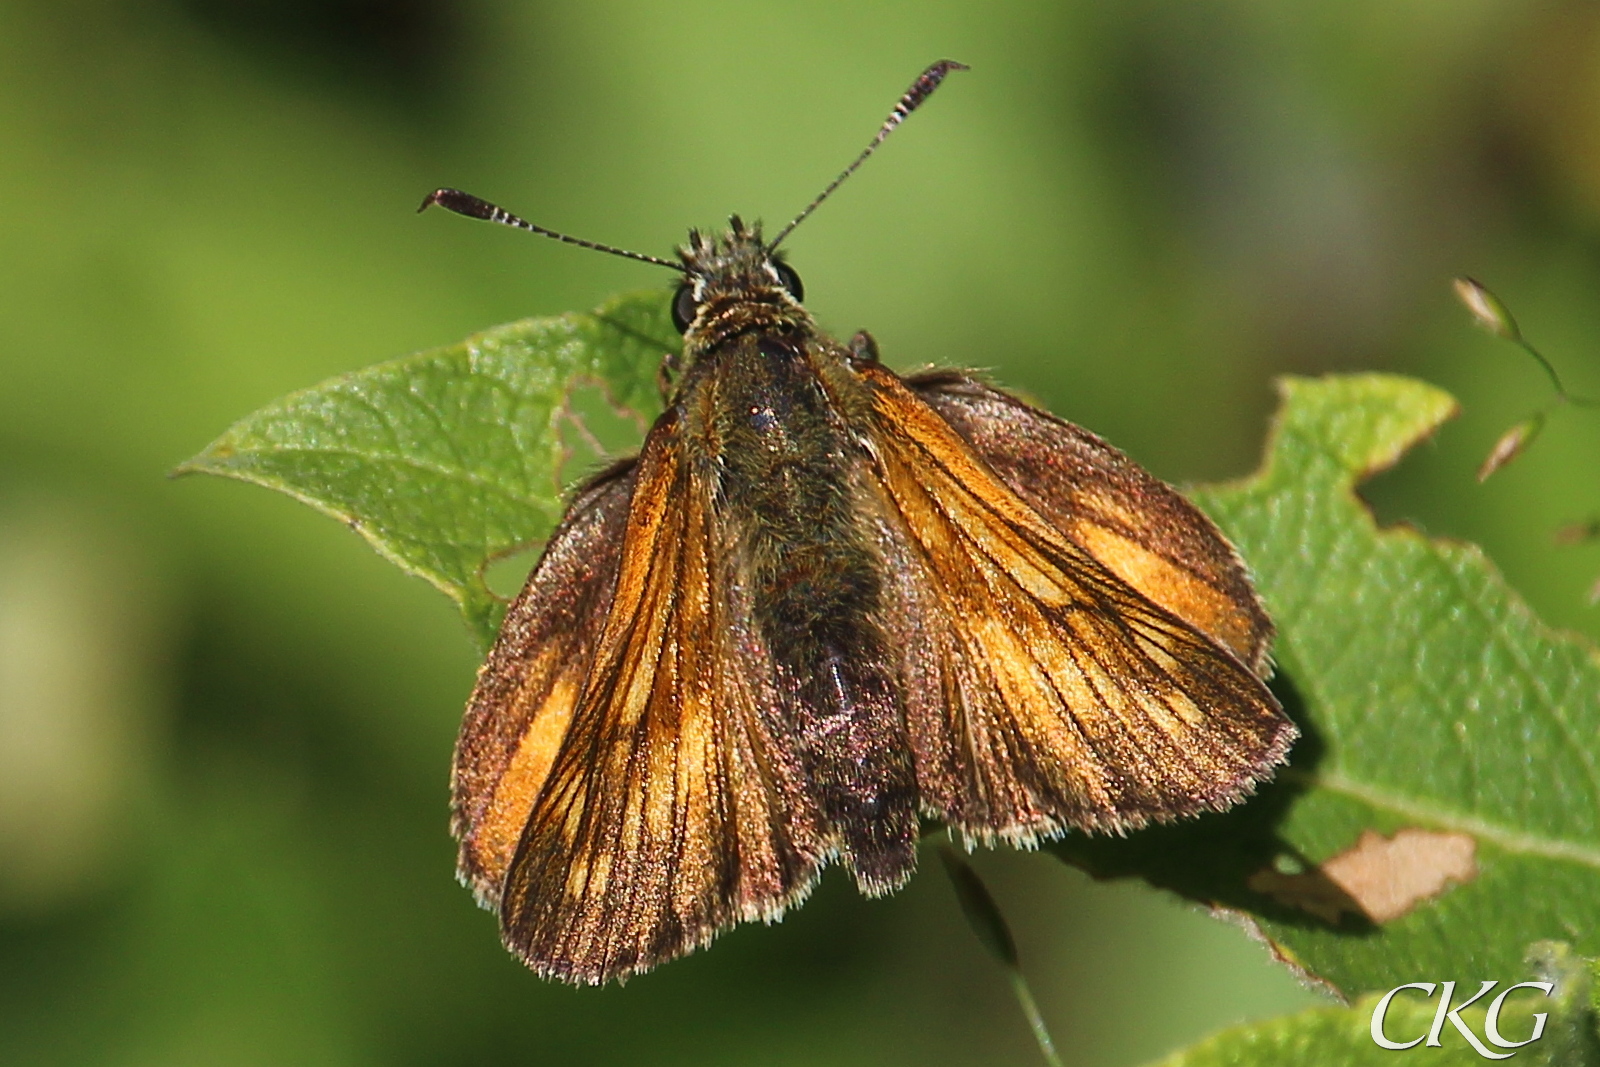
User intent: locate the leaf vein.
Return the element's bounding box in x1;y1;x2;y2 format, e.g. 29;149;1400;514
1299;768;1600;868
222;445;551;512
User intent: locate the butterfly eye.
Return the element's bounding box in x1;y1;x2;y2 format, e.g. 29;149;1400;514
671;283;698;333
772;260;804;302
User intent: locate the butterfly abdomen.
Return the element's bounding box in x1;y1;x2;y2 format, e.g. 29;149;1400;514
705;333;919;893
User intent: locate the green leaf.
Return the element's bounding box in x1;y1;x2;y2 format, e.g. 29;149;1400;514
1054;375;1600;997
176;290;673;647
1145;942;1598;1066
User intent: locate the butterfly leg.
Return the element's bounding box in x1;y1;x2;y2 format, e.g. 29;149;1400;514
656;349;683;402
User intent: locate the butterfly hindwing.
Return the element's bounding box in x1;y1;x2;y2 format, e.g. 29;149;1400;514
452;461;637;906
851;363;1295;845
495;410;829;985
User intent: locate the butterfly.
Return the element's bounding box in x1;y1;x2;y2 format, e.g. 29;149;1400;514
424;61;1295;985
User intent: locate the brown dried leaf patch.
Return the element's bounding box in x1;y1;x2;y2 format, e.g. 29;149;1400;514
1248;828;1478;924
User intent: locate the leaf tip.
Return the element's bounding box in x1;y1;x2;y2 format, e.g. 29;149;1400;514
1270;374;1460;485
168;444;232;480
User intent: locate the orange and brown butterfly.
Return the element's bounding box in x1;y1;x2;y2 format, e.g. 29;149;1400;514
423;61;1295;986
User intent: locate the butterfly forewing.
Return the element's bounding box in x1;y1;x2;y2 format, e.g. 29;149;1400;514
849;362;1295;845
494;411;828;985
907;372;1273;670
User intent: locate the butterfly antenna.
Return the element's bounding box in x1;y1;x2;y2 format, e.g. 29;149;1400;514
419;189;688;273
768;60;968;251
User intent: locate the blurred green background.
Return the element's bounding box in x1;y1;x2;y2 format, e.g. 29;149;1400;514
3;1;1599;1064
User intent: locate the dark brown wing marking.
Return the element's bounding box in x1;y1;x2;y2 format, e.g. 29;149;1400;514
854;364;1295;845
452;461;636;906
908;371;1273;672
496;411;829;985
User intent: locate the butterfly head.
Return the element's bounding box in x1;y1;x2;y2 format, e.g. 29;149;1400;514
671;216;809;346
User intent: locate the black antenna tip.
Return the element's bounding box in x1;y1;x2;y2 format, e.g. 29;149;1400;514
902;61;969;112
418;188;506;222
415;186;688;273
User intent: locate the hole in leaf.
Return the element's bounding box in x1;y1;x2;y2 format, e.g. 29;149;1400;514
554;383;649;489
484;545;542;601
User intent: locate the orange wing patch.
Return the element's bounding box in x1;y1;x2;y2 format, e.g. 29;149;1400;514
909;373;1273;672
452;465;636;906
859;365;1295;845
496;411;828;985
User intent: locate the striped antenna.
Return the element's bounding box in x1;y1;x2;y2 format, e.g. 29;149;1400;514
768;60;968;250
419;189;688;273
